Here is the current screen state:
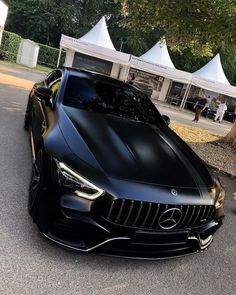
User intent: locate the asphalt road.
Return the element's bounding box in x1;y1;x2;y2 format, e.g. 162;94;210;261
156;103;232;136
0;62;236;295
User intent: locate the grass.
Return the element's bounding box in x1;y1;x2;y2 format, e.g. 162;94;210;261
0;60;53;73
36;64;53;73
170;122;221;143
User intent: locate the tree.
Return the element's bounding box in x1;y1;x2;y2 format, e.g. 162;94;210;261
222;121;236;147
120;0;236;57
5;0;163;56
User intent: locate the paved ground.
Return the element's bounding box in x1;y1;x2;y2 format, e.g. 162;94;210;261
155;103;232;136
0;62;236;295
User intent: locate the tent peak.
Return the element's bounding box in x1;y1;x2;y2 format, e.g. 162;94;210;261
140;39;175;69
194;53;230;85
78;16;115;50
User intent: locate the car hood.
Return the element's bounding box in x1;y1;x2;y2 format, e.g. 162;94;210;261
60;106;214;189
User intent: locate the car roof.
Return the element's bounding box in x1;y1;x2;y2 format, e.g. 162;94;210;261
61;67;138;90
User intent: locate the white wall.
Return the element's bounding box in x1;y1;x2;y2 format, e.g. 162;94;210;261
0;1;8;46
110;63;120;79
64;49;75;67
158;78;171;101
118;65;130;81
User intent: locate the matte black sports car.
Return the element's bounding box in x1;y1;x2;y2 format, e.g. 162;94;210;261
24;68;225;259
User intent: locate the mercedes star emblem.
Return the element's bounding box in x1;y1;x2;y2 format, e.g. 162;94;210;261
158;208;182;229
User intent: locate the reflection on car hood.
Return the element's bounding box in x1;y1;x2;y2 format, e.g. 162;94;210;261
61;106;214;189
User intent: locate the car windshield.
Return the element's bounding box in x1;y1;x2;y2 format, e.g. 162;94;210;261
63;75;163;125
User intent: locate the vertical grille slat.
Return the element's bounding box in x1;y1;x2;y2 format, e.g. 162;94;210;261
204;205;212;222
192;205;201;226
200;205;207;222
178;205;189;228
141;203;152;227
107;200;115;220
206;206;215;222
115;199;125;223
148;204;160;228
132;201;143;226
184;206;196;228
124;200;134;225
103;200;215;231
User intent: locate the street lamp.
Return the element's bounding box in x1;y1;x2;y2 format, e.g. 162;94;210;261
119;37;128;52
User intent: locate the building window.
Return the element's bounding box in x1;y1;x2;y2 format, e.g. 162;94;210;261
72;52;113;76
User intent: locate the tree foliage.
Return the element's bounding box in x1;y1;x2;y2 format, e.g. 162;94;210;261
120;0;236;56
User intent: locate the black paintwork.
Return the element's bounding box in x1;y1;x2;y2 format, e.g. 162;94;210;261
25;67;223;259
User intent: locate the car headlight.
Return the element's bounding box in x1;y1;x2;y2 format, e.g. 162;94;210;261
55;161;104;200
209;178;225;209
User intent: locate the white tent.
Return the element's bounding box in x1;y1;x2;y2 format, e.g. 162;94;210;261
58;17;130;67
194;53;230;85
191;76;236;98
78;16;115;50
0;1;8;46
59;19;236;100
191;53;236;98
60;34;130;65
0;0;8;28
130;56;192;84
140;40;175;69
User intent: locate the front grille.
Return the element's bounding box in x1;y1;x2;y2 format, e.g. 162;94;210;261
102;199;215;231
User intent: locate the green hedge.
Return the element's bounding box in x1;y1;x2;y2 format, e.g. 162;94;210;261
0;31;22;62
37;43;65;68
0;30;65;67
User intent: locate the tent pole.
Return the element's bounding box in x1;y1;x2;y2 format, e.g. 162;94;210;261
57;47;62;68
180;83;191;109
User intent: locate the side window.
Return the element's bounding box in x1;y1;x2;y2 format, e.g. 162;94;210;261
49;78;61;103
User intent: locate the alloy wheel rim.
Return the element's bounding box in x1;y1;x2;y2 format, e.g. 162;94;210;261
29;150;42;210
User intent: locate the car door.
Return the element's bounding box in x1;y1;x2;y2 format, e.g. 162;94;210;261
31;70;62;150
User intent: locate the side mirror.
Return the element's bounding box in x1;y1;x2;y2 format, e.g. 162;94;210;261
35;87;52;105
162;115;170;126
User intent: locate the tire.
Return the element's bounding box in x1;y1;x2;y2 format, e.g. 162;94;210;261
28;149;44;221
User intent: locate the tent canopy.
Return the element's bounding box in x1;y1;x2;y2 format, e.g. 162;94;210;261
78;16;115;50
140;40;175;69
0;1;8;27
59;20;236;98
130;56;192;84
60;34;130;65
194;54;230;85
60;16;130;65
191;76;236;98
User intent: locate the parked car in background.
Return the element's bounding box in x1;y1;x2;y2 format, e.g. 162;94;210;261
24;68;225;259
202;107;217;119
203;107;236;123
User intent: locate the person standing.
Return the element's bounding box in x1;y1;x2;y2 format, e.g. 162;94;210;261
214;101;227;123
192;96;208;122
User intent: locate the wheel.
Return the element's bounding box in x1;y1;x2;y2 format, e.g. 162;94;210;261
28;149;44;221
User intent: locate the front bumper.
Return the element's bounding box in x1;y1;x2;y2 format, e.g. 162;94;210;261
38;192;223;259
